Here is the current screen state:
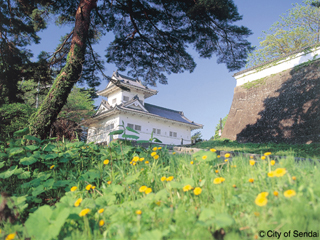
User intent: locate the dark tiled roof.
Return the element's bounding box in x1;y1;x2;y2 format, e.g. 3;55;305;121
144;103;201;127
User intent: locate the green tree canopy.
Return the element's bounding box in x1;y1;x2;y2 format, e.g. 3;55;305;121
246;0;320;68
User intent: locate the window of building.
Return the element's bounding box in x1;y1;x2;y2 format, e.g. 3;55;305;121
112;98;116;104
170;131;177;138
123;96;129;102
135;125;141;131
127;123;134;129
153;128;161;135
110;123;114;129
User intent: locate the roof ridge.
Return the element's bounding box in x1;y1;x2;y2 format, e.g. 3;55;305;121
144;103;181;113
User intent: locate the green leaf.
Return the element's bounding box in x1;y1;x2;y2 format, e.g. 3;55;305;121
136;140;150;144
109;130;124;136
20;156;38;165
181;178;195;186
0;162;5;169
43;178;55;188
138;230;162;240
111;185;124;194
0;166;17;179
24;145;39;151
13;168;23;175
166;181;183;190
32;185;45;196
23;135;41;144
43;144;56;152
122;134;139;140
25;205;69;240
0;153;7;160
66;142;84;148
13;127;29;136
155;188;169;201
153;138;162;143
53;180;71;188
192;150;216;162
8;147;24;156
126;126;139;134
43;153;59;160
214;213;235;228
125;172;140;185
199;208;215;222
200;179;206;187
17;171;31;179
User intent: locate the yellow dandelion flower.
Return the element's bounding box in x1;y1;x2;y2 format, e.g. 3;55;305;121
132;156;139;162
292;176;296;181
152;147;158;151
139;186;148;192
154;155;159;160
136;210;142;215
254;212;260;216
213;177;224;184
284;189;296;198
261;156;266;160
255;195;268;207
190;161;194;165
107;181;112;184
183;184;193;192
250;156;254;159
166;176;174;181
194;187;202;195
215;170;219;173
5;233;16;240
158;147;162;150
145;161;149;164
258;192;269;198
270;160;275;166
210;148;216;152
99;219;105;226
151;152;157;157
70;186;77;192
225;153;230;158
249;160;255;166
202;155;207;160
74;198;82;207
233;184;237;188
103;159;109;164
273;191;279;197
274;168;286;177
161;176;166;181
199;179;202;182
132;162;136;166
264;152;271;156
86;184;92;191
129;161;133;165
224;159;228;162
172;152;176;155
155;201;161;206
91;186;96;189
98;208;104;214
248;178;254;183
79;208;90;217
268;171;275;177
220;177;225;182
141;168;144;171
145;188;152;194
217;155;220;158
139;158;144;161
50;165;55;169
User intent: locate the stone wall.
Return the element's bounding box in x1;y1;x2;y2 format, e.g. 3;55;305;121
222;59;320;144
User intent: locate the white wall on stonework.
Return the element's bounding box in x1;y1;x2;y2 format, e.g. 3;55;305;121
118;112;192;145
235;46;320;86
107;89;145;107
86;115;120;144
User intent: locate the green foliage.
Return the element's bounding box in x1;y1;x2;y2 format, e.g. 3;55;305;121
191;131;203;142
213;115;228;140
241;77;267;89
1;130;320;239
246;0;320;68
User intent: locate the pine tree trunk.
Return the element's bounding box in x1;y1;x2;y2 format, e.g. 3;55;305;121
29;0;97;139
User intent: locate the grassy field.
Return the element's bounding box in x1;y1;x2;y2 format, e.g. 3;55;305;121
0;133;320;240
193;139;320;159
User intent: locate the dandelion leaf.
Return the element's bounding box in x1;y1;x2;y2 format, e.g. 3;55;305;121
17;171;31;179
0;166;17;179
155;188;169;201
138;229;162;240
181;178;194;186
125;172;140;185
214;213;235;228
20;156;38;165
0;161;4;169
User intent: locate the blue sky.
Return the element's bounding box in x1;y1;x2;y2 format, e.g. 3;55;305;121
29;0;305;140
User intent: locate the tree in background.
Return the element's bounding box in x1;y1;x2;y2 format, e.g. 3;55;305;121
27;0;254;140
191;131;203;143
211;115;228;140
246;0;320;68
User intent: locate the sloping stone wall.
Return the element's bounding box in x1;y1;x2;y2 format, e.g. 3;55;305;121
222;60;320;144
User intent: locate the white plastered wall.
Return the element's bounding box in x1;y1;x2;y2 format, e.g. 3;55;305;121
118;112;192;145
108;89;145;107
235;46;320;86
